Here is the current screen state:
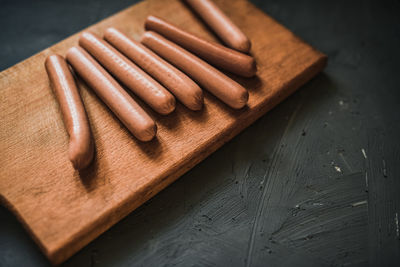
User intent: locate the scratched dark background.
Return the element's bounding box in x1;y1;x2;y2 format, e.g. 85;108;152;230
1;0;399;266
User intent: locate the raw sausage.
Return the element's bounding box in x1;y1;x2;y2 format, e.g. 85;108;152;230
184;0;251;53
66;46;156;142
104;27;203;111
79;31;175;115
144;15;256;77
141;31;248;109
45;54;94;170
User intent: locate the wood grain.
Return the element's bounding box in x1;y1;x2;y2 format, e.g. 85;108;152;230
0;0;327;264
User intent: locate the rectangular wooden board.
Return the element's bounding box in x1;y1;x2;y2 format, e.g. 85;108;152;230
0;0;327;264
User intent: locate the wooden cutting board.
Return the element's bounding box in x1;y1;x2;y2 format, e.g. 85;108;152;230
0;0;327;264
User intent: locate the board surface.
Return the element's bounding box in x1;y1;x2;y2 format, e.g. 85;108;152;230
0;0;326;264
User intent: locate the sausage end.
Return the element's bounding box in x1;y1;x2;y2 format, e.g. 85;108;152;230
243;57;257;78
235;38;252;54
136;121;157;142
68;137;94;170
187;87;204;111
232;88;249;109
157;95;176;115
104;27;118;41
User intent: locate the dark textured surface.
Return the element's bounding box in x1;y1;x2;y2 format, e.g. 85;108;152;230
0;0;399;266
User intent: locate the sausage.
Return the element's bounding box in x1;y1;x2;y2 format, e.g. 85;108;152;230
79;31;175;115
66;46;156;142
45;54;94;170
144;15;256;77
141;31;248;109
184;0;251;53
104;27;203;111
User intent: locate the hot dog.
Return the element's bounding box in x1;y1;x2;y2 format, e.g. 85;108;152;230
104;28;204;111
66;46;156;142
184;0;251;53
79;31;175;115
141;31;248;109
144;15;256;77
45;54;94;170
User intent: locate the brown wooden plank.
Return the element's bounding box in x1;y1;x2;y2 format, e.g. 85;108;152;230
0;0;327;264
